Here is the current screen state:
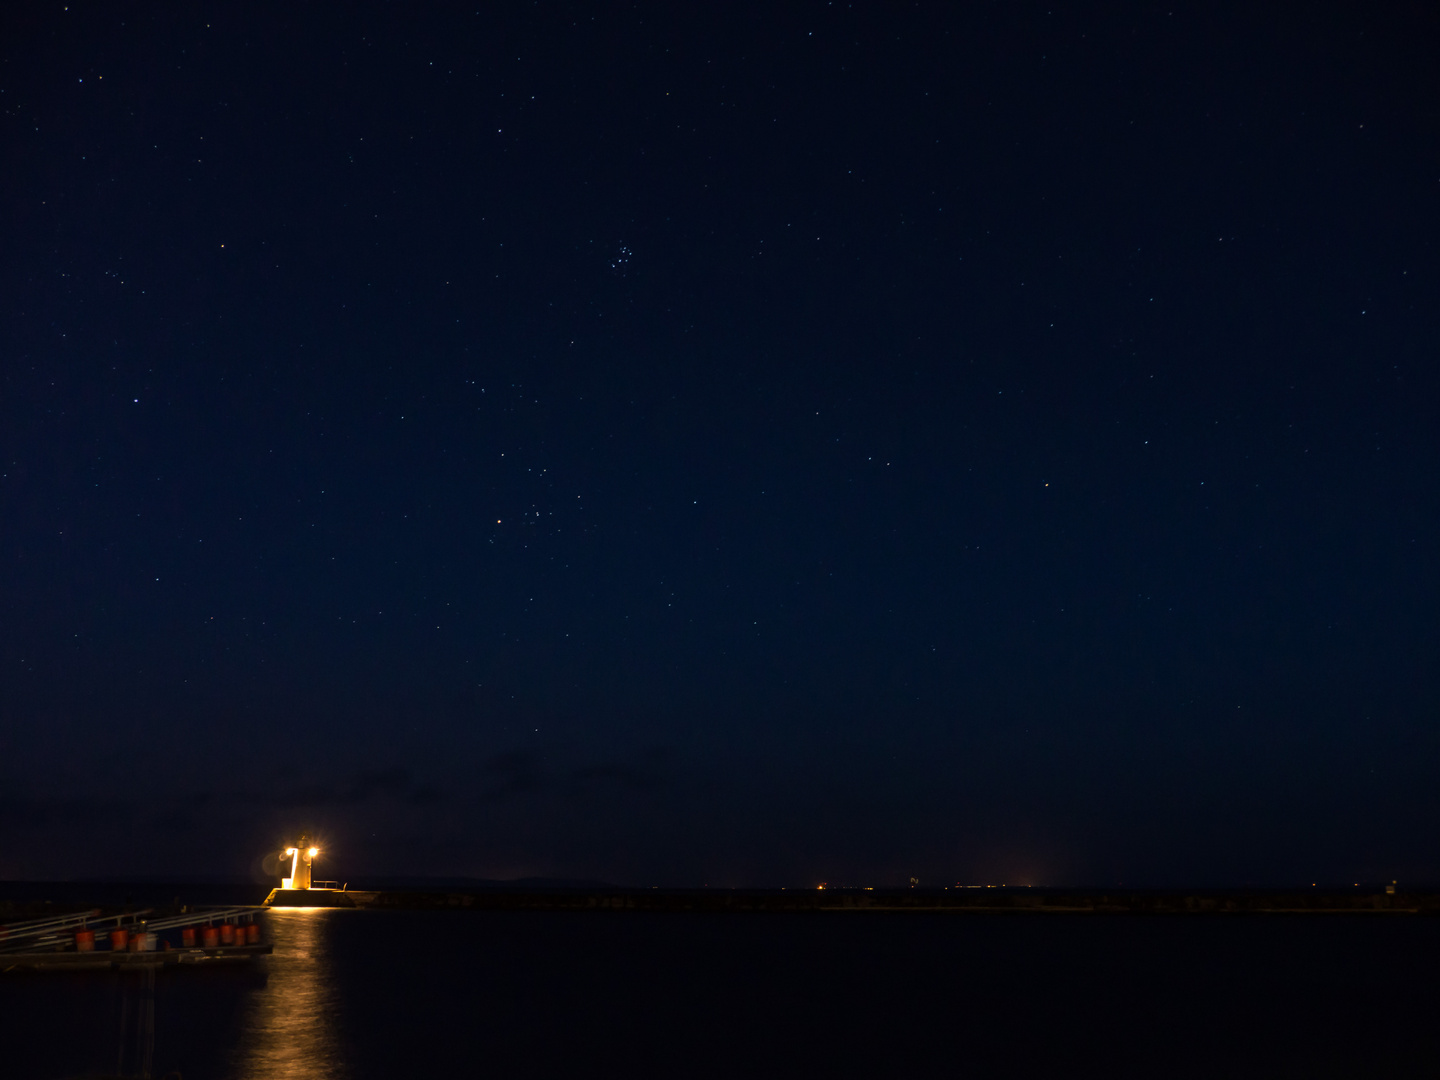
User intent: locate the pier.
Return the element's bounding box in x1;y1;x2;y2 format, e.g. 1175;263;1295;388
266;885;1440;915
0;905;271;974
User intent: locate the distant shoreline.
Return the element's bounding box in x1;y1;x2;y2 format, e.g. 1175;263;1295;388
5;882;1435;919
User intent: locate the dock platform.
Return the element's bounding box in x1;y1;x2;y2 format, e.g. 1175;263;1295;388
1;943;271;973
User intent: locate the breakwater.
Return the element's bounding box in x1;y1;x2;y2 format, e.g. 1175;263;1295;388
274;886;1439;915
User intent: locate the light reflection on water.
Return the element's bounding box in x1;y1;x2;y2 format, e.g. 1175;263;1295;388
233;909;347;1080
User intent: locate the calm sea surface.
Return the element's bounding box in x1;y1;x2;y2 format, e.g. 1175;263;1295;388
4;908;1439;1078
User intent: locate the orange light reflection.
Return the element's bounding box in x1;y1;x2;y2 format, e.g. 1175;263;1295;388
233;909;345;1079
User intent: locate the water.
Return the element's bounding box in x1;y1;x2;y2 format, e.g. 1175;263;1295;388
4;909;1439;1078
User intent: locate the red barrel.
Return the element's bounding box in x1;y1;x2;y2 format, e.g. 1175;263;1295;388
181;927;197;947
74;930;96;952
245;923;261;944
219;923;235;945
109;928;129;951
201;926;220;948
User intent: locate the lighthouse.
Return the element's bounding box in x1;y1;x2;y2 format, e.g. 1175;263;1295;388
265;835;355;906
281;835;318;890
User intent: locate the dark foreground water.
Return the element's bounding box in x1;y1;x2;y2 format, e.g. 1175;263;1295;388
4;909;1439;1078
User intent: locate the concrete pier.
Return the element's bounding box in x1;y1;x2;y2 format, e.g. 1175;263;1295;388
303;886;1439;915
263;888;355;907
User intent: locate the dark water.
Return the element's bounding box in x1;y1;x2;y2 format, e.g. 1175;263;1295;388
4;909;1439;1078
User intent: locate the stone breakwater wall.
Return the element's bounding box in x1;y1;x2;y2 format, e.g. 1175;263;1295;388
334;888;1440;915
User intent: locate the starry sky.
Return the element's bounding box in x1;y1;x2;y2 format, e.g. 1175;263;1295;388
2;1;1437;888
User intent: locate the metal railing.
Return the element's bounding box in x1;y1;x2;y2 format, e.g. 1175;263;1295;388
0;909;152;954
1;905;264;953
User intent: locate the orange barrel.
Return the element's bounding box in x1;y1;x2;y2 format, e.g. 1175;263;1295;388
181;927;197;947
245;923;261;944
129;931;150;952
109;928;129;951
201;925;220;948
219;923;235;945
75;930;96;952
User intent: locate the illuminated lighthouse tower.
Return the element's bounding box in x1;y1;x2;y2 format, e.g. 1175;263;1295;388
281;835;319;890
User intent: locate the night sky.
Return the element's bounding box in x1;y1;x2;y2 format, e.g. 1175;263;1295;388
2;1;1437;888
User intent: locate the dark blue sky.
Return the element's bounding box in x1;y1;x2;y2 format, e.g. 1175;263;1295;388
2;0;1437;887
